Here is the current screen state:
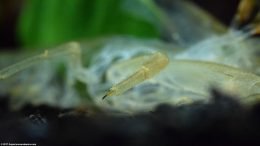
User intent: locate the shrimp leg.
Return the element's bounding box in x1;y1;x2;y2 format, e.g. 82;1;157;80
0;42;81;80
102;52;169;99
231;0;256;28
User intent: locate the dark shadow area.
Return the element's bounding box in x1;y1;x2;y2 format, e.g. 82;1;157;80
0;90;260;145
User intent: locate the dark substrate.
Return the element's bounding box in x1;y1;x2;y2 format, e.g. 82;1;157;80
1;90;260;146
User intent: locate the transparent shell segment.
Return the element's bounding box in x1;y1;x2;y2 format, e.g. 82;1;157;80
1;0;260;113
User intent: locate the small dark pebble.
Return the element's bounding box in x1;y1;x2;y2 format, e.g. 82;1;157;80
0;90;260;146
